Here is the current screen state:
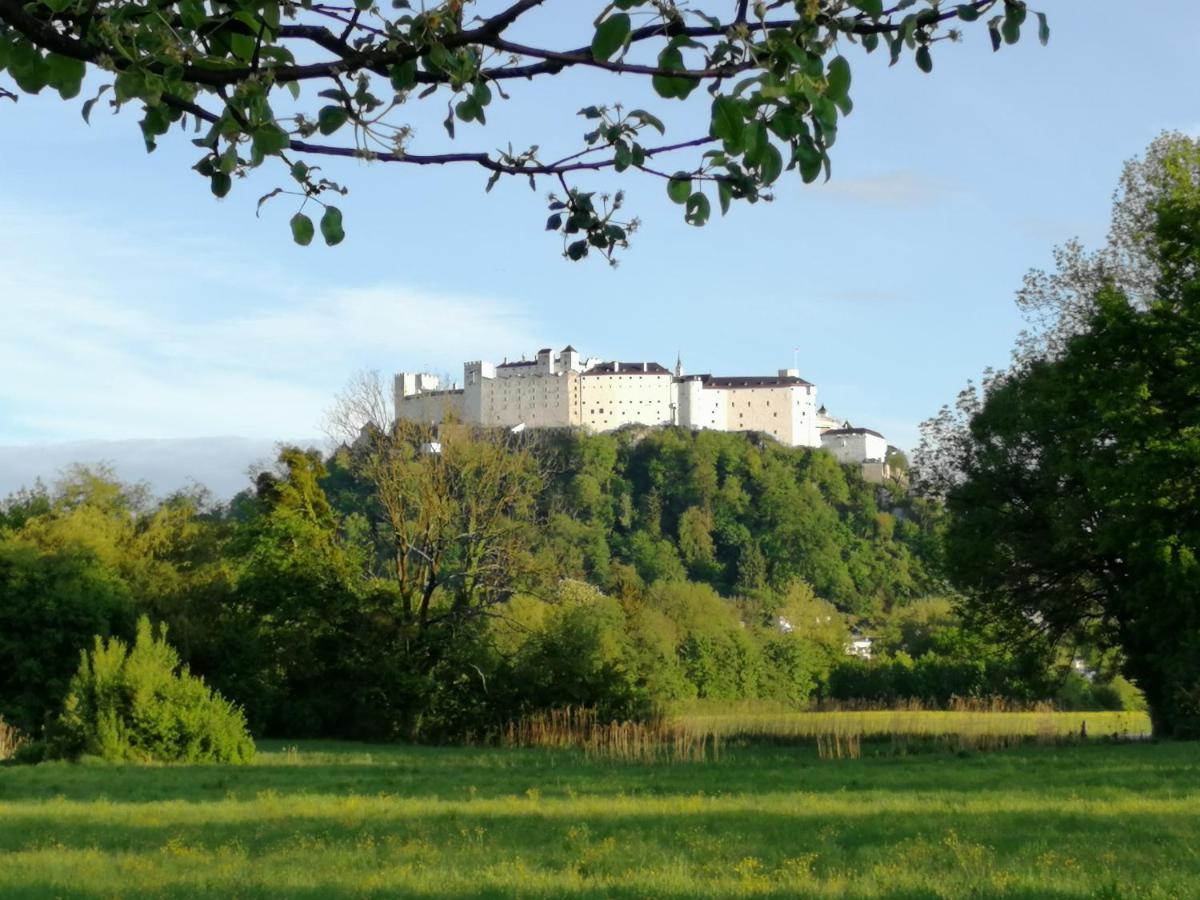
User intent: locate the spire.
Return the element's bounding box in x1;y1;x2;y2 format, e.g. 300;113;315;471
675;352;684;377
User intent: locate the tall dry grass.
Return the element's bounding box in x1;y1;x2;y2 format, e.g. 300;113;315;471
502;700;1151;763
502;707;719;763
0;716;28;761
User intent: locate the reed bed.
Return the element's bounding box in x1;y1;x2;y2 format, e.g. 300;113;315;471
502;707;719;763
503;701;1152;762
0;716;28;762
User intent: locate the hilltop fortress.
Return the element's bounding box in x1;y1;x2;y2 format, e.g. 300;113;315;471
395;345;892;470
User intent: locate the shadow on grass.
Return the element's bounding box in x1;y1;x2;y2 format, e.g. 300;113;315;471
0;741;1195;805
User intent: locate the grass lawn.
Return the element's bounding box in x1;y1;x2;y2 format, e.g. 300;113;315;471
0;738;1197;897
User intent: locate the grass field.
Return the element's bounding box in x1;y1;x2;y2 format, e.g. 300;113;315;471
1;725;1197;898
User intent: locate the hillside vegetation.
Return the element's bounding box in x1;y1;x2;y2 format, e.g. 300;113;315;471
0;427;1135;745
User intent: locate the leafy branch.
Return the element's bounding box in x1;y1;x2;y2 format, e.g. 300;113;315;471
0;0;1048;257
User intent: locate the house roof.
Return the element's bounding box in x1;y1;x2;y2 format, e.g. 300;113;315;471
583;361;672;375
822;427;885;439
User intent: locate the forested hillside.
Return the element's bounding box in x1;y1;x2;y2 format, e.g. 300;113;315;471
0;426;1134;744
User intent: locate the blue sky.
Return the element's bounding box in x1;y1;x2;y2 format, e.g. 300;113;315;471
1;1;1198;493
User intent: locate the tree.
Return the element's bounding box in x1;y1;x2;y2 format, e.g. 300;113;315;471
0;0;1047;260
919;133;1200;497
0;539;133;733
931;135;1200;737
328;372;543;632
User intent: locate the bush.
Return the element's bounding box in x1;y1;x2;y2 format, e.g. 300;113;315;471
1056;672;1148;712
53;616;255;763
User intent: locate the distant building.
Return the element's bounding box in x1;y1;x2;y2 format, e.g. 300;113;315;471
395;346;825;448
820;426;899;483
846;634;874;660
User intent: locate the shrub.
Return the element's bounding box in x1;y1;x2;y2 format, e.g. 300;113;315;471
53;616;255;763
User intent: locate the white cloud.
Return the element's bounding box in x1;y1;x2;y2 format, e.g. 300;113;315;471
815;170;961;208
0;438;305;500
0;206;545;442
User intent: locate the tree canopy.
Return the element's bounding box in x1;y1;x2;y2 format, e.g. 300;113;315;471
0;0;1047;259
925;134;1200;737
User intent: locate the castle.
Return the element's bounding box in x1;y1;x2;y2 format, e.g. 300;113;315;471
394;345;892;467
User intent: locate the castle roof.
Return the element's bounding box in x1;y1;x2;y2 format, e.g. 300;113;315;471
496;360;537;369
822;427;885;440
562;344;577;353
696;374;813;389
583;361;671;375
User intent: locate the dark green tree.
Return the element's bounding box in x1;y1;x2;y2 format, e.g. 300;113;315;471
936;137;1200;736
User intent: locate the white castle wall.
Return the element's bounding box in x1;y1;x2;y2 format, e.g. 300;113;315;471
392;347;867;452
821;429;888;464
578;370;674;431
677;378;726;431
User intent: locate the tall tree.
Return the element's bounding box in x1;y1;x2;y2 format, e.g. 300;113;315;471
0;1;1047;258
931;135;1200;737
328;372;543;631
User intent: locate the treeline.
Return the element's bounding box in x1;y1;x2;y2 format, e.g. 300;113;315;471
0;425;1136;744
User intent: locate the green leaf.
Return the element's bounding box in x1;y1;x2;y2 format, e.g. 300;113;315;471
852;0;883;15
389;61;417;91
252;124;290;157
256;188;283;216
988;22;1002;52
290;212;315;246
210;172;232;198
614;141;633;172
591;13;631;62
826;56;851;104
45;53;84;100
320;205;345;246
80;84;110;124
667;173;692;204
566;239;588;261
685;191;711;226
113;69;146;103
317;105;348;135
1036;12;1050;46
628;109;665;135
1001;8;1023;45
915;46;933;73
956;4;980;22
218;144;239;174
652;46;697;100
759;142;783;185
710;96;745;149
455;96;481;123
795;139;823;184
717;179;733;215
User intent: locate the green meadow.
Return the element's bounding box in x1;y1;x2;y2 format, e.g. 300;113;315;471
2;734;1197;898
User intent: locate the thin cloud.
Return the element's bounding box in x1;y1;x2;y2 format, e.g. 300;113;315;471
816;170;961;208
0;208;545;442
